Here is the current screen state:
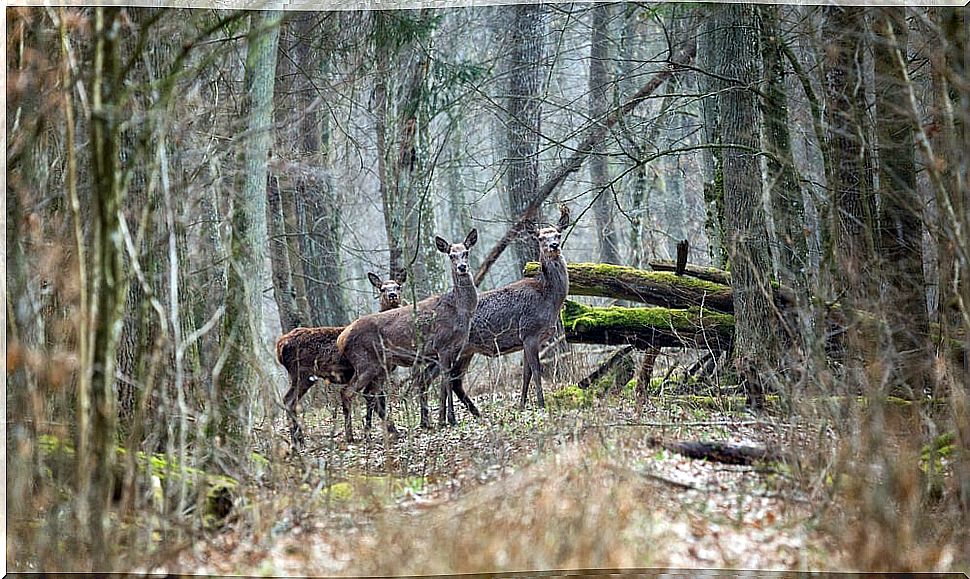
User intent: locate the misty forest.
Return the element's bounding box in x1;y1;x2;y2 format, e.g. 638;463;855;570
5;1;969;573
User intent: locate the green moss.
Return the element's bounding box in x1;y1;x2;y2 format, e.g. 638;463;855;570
561;300;734;333
523;262;731;293
920;431;955;476
324;475;428;504
549;385;593;410
40;434;238;526
39;434;75;457
326;482;354;501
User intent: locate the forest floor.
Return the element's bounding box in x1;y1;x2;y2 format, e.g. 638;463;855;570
169;372;850;574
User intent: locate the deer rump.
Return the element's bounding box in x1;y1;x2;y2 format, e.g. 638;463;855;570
276;327;354;384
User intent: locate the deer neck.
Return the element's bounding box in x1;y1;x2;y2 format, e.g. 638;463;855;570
539;254;569;303
452;271;478;312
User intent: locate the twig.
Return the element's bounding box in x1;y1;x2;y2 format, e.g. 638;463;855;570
639;470;704;491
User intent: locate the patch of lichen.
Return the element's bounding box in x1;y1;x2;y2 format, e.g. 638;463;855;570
561;300;734;333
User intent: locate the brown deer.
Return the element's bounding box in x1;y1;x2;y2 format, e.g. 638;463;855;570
444;205;571;422
336;229;479;442
369;270;407;311
276;272;406;447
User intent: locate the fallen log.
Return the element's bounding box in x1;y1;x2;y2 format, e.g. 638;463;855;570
561;300;734;352
650;437;784;465
526;262;737;313
648;259;732;286
577;345;635;390
525;262;794;312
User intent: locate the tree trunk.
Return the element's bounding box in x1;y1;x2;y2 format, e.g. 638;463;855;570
872;8;931;395
506;3;545;273
217;9;281;448
589;3;620;264
375;11;435;297
278;14;347;326
698;15;726;267
823;6;876;303
758;4;809;293
83;6;126;566
714;3;780;406
648;259;732;286
267;173;304;332
474;38;697;286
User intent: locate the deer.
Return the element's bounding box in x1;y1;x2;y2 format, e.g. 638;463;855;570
443;205;571;423
335;229;479;442
276;271;406;447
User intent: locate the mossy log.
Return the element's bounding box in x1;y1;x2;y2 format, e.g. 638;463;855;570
561;300;734;351
649;259;732;285
526;262;737;312
524;262;793;313
38;434;237;526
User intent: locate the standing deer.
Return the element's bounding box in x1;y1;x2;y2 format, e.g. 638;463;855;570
276;272;406;447
336;229;479;442
369;270;407;312
445;205;571;422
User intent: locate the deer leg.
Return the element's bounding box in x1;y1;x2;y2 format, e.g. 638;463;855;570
343;366;378;443
450;353;480;419
413;363;435;429
284;371;313;448
523;337;544;409
363;390;375;431
446;382;457;426
436;355;454;427
366;377;399;438
339;384;356;443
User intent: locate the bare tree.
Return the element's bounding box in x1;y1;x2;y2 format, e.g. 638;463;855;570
872;8;931;395
822;6;876;303
713;3;779;406
505;4;546;273
589;3;620;264
217;9;282;447
759;4;809;293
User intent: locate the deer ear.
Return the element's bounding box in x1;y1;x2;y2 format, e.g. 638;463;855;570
557;204;570;232
397;270;407;285
434;236;450;253
367;272;383;289
464;228;478;248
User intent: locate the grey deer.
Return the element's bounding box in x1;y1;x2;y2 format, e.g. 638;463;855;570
336;229;479;442
444;205;571;422
277;271;406;447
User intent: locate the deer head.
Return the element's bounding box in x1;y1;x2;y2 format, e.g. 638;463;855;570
535;205;570;259
368;271;406;309
435;229;478;277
